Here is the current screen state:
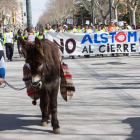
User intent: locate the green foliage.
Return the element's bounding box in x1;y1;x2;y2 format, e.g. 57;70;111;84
136;3;140;25
75;7;91;25
118;3;125;13
118;12;130;24
118;3;130;24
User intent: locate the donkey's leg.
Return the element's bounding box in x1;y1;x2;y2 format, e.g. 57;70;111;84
48;105;52;120
40;89;50;126
50;81;60;134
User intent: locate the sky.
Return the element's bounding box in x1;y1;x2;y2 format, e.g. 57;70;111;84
20;0;47;27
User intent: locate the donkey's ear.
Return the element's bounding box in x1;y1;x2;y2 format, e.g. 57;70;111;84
19;37;26;46
19;37;31;51
35;37;44;56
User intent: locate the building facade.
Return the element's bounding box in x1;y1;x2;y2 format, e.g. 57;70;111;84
0;0;24;33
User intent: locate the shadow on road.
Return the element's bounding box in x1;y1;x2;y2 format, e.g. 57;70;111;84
122;117;140;140
0;113;53;133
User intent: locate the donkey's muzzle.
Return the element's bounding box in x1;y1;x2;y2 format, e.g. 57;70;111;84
32;81;42;89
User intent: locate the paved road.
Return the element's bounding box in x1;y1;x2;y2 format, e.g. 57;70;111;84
1;44;140;140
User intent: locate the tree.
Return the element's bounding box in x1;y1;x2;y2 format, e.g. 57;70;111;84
75;0;110;24
38;0;73;26
0;0;16;32
125;0;139;25
75;0;101;24
112;0;120;21
0;0;17;12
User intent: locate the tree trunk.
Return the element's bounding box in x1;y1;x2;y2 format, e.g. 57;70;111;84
94;17;96;24
131;10;136;25
114;8;118;21
103;18;107;24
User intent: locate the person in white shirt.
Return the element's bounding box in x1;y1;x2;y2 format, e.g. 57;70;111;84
52;25;56;33
3;28;14;61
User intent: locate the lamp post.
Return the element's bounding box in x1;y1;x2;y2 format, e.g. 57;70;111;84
81;5;83;25
86;0;94;25
70;9;76;25
78;5;84;25
26;0;32;31
70;0;76;25
109;0;112;20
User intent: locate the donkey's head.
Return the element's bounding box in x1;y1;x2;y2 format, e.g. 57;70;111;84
19;37;45;89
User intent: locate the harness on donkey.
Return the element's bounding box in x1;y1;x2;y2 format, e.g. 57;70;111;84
23;58;75;105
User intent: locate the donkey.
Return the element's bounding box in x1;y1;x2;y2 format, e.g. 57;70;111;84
19;37;61;134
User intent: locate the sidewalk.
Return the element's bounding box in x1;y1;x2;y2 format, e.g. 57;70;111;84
0;43;140;140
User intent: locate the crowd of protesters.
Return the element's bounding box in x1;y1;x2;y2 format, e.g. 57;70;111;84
0;20;140;62
39;20;140;34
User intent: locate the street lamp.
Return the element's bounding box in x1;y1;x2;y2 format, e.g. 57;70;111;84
77;5;84;25
70;8;76;25
86;0;95;25
109;0;112;20
70;0;76;25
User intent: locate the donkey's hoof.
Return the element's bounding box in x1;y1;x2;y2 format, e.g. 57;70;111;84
48;114;52;120
53;128;60;134
41;122;47;126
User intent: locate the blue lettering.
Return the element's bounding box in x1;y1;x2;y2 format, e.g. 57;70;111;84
81;34;93;44
94;34;100;43
128;31;137;42
100;33;108;43
109;32;116;43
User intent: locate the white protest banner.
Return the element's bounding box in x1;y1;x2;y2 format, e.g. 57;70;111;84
67;19;73;24
99;22;102;25
119;21;124;26
112;19;117;23
45;30;140;56
86;20;90;25
28;35;36;42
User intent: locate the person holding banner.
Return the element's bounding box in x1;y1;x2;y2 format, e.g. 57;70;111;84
92;25;96;32
108;20;117;32
52;25;57;33
131;25;136;30
115;22;120;31
34;27;39;37
73;26;76;33
38;30;45;39
56;25;63;33
101;24;106;32
44;23;52;34
94;24;99;33
76;25;82;33
97;25;104;33
122;21;131;30
67;25;73;33
82;24;92;34
123;23;130;30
